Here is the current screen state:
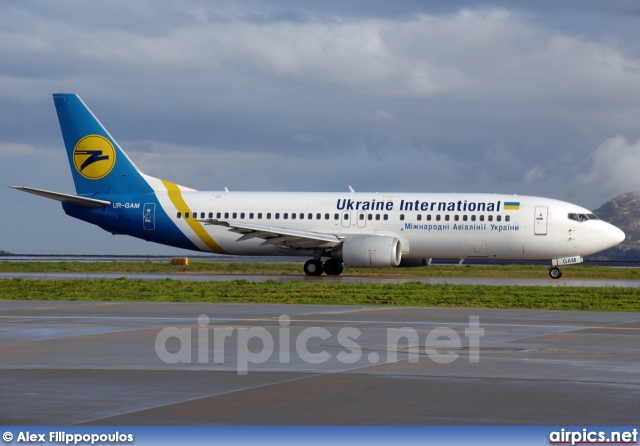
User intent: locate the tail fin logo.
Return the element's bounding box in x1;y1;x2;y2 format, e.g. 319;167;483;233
72;135;116;180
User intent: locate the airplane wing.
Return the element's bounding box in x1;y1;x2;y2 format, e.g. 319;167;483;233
200;219;341;249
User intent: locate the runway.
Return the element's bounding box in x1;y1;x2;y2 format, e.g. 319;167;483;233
1;301;638;425
2;271;640;287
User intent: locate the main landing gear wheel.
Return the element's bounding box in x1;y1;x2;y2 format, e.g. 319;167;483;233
323;258;344;276
549;266;562;279
304;259;324;276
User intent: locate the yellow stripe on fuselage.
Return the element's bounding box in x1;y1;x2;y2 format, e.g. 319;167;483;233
161;180;226;254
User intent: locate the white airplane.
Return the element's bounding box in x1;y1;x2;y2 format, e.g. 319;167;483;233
12;94;625;278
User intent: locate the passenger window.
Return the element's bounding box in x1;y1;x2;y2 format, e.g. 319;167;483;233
497;215;502;222
177;212;182;219
400;214;405;221
275;213;280;219
368;214;373;220
257;213;262;219
488;215;493;222
240;213;245;219
233;212;237;219
436;215;441;221
454;215;459;221
463;215;467;222
359;213;365;220
291;213;296;220
249;213;254;219
217;212;221;219
201;212;205;219
506;215;510;222
471;215;476;222
383;214;388;220
445;215;450;221
267;213;271;219
325;213;330;220
417;215;422;221
426;215;431;221
316;213;321;219
334;213;339;220
344;214;349;220
375;214;380;221
224;212;229;219
185;212;190;219
480;215;484;222
284;213;288;219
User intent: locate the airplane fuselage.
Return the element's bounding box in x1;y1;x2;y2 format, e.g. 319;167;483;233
62;190;621;262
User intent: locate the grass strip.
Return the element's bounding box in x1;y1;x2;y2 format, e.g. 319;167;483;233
2;261;640;280
2;278;639;312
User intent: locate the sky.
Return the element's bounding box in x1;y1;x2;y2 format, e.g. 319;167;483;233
2;0;640;254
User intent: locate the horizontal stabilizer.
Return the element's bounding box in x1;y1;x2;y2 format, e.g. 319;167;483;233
9;186;111;208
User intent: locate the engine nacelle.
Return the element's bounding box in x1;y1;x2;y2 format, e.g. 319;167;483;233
332;236;402;268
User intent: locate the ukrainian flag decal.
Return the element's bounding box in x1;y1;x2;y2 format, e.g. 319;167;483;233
504;201;520;211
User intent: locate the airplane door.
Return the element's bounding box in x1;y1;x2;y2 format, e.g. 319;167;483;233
534;206;548;235
341;211;351;227
143;203;156;231
357;211;367;228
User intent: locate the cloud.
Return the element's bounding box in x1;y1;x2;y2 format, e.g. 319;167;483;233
584;136;640;194
3;2;640;253
290;133;320;143
524;164;544;182
4;7;640;105
374;109;395;121
120;138;467;193
0;143;43;155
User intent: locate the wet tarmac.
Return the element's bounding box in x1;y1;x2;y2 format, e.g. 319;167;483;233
0;301;638;425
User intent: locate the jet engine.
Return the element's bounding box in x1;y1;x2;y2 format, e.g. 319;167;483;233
332;236;402;268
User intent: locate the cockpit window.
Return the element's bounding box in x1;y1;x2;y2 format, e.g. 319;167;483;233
568;213;596;222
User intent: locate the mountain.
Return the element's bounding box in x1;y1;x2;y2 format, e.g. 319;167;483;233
588;192;640;261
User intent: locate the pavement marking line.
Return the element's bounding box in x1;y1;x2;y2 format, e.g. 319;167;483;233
0;314;609;330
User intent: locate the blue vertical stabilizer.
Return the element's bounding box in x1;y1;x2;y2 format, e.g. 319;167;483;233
53;94;153;195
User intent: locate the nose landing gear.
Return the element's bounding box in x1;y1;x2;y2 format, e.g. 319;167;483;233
548;266;562;279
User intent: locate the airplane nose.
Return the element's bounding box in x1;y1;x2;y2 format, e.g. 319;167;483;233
602;224;625;250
